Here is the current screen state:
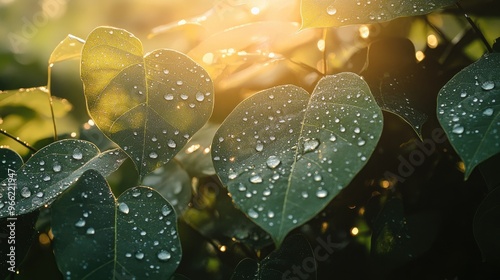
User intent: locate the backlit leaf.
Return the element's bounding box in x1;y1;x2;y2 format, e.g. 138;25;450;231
81;26;214;179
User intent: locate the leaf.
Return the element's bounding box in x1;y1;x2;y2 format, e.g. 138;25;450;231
0;87;76;150
300;0;456;28
437;53;500;179
361;38;428;138
81;26;214;179
142;160;192;215
212;73;383;246
52;169;181;279
0;139;128;217
49;34;85;65
473;186;500;266
231;235;316;280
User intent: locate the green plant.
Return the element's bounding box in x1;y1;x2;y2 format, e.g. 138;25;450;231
1;0;499;279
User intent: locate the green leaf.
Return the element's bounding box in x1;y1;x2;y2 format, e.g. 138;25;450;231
81;26;214;179
473;187;500;266
52;169;181;279
300;0;456;28
49;34;85;65
142;160;192;215
437;53;500;179
212;73;383;246
0;139;128;217
0;87;76;150
231;235;316;280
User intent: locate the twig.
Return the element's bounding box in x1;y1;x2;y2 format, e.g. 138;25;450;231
0;129;38;153
456;2;493;53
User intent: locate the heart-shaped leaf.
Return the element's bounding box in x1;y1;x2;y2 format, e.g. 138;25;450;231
437;53;500;179
81;26;214;179
0;139;128;217
300;0;456;28
52;169;181;279
231;234;316;280
212;73;383;246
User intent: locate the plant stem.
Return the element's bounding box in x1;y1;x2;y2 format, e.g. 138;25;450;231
0;129;38;153
456;2;493;53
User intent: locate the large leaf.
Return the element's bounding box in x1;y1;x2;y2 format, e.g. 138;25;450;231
300;0;456;28
473;187;500;267
81;26;214;179
52;169;181;279
437;53;500;179
231;234;316;280
212;73;383;246
0;139;128;217
0;87;76;150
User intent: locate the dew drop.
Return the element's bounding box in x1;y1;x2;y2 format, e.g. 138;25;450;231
255;142;264;152
161;205;172;216
248;208;259;219
266;156;281;169
164;93;174;101
329;135;337;142
21;187;31;198
119;202;130;214
483;108;494;116
481;81;495;90
357;139;366;146
52;162;62;172
43;175;51;182
180;94;188;100
316;189;328;198
196;92;205;102
249;175;263;184
314;174;322;182
326;5;337;15
163;69;169;74
301;191;309;198
167;139;177;148
176;80;184;86
149;152;158;159
86;227;95;235
228;172;238;180
72;148;83;160
75;219;86;227
452;125;464;134
267;211;275;218
460;92;467;98
135;252;145;260
238;183;246;192
303;138;320;153
157;250;171;261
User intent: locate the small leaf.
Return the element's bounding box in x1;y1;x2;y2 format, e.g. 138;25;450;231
49;34;85;65
437;53;500;179
231;235;316;280
0;139;128;217
81;27;214;178
300;0;456;28
473;187;500;266
52;169;181;279
0;87;76;150
142;160;192;215
212;73;383;245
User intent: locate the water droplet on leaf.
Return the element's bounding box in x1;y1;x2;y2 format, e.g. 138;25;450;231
72;148;83;160
249;175;263;184
266;156;281;169
119;202;130;214
316;189;328;198
157;250;171;261
481;81;495;90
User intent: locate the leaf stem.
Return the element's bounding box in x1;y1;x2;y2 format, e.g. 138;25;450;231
0;129;38;153
456;2;493;53
47;64;58;141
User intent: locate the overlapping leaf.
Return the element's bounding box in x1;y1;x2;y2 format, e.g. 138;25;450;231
0;139;127;217
81;27;214;178
437;53;500;179
301;0;456;28
212;73;383;246
52;169;181;279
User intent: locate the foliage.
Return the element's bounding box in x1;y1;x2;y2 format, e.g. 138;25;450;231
0;0;499;279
